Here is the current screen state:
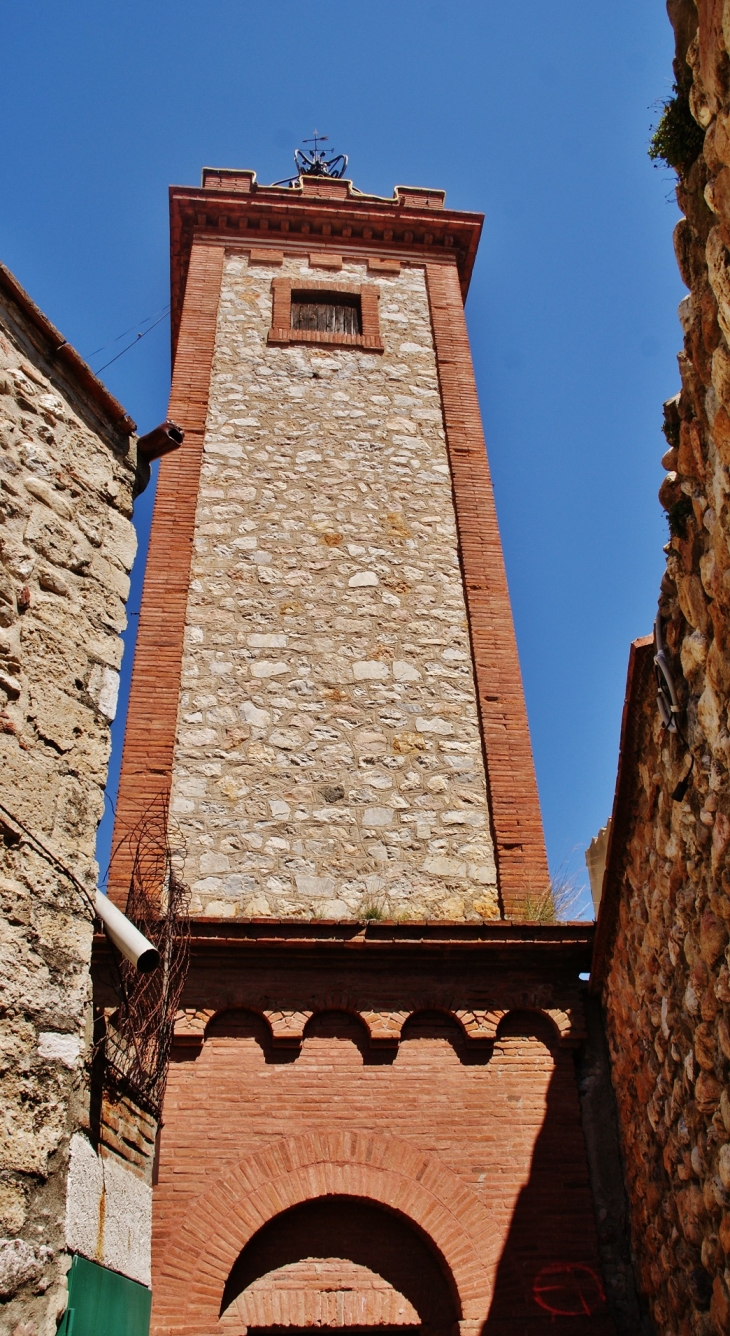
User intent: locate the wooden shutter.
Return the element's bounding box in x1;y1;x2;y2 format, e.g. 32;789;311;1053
290;291;362;335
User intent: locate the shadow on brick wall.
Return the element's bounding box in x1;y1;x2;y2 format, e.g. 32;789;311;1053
482;1013;614;1335
220;1195;460;1336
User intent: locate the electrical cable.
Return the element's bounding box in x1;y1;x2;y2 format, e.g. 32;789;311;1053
94;310;170;375
87;305;170;359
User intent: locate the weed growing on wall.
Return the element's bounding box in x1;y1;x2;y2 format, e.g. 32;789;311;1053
668;494;693;539
649;83;704;176
360;901;385;922
522;867;585;924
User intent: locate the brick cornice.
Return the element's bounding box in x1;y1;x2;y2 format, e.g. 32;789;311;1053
94;919;594;970
425;263;549;915
169;176;483;355
108;240;224;905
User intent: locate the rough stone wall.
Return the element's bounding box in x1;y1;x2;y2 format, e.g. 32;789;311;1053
0;280;141;1332
599;3;730;1332
169;253;499;923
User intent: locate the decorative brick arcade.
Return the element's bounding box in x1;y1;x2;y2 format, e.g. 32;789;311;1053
99;166;625;1334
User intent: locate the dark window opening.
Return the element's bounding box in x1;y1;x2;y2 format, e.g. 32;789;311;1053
290;291;362;335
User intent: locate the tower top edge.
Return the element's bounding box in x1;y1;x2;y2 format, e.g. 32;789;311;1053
195;166;452;213
168;170;485;352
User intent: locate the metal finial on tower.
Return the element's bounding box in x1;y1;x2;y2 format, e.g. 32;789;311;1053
295;131;348;179
272;132;348;187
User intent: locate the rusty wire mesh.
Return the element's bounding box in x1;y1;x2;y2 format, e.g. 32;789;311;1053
100;796;190;1119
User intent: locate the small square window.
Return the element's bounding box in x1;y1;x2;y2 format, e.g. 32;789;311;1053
268;279;383;352
291;291;362;336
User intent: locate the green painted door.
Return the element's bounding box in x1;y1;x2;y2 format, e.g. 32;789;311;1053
57;1254;152;1336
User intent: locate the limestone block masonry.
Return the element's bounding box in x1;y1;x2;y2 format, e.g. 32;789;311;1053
0;261;147;1334
170;254;498;922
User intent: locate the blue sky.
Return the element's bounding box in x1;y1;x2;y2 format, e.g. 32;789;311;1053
0;2;682;916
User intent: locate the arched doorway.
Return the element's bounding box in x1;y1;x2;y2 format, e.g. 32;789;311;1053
219;1196;461;1336
152;1129;498;1333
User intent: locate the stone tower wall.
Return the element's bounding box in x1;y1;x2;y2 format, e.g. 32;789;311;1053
110;177;549;918
170;252;497;922
594;2;730;1332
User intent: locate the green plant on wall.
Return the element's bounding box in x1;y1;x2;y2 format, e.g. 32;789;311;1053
668;494;693;540
360;899;385;921
522;888;556;924
649;83;705;176
522;867;585;924
662;409;680;451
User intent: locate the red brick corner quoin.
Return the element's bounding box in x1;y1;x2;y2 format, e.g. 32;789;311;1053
108;240;224;905
152;1130;498;1336
425;262;548;913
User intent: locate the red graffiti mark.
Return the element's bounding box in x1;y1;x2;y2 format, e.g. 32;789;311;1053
532;1263;606;1317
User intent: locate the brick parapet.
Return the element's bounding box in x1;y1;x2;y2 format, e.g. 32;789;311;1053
169;175;483;351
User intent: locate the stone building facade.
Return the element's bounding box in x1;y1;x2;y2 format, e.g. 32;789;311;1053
594;1;730;1332
102;167;640;1335
0;262;156;1333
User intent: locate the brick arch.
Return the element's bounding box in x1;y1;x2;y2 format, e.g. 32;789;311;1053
452;1006;577;1045
154;1130;499;1334
399;1008;467;1044
302;1008;372;1039
174;1002;579;1054
205;1007;274;1041
494;1008;562;1048
220;1196;457;1332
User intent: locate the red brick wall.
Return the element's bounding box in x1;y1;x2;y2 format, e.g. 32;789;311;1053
151;1007;610;1335
108;240;224;904
426;263;548;913
98;1090;157;1182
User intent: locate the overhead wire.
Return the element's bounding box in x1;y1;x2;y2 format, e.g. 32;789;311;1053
88;304;170;360
95;310;170;374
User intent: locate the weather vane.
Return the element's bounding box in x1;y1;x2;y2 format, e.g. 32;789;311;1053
272;132;348;187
